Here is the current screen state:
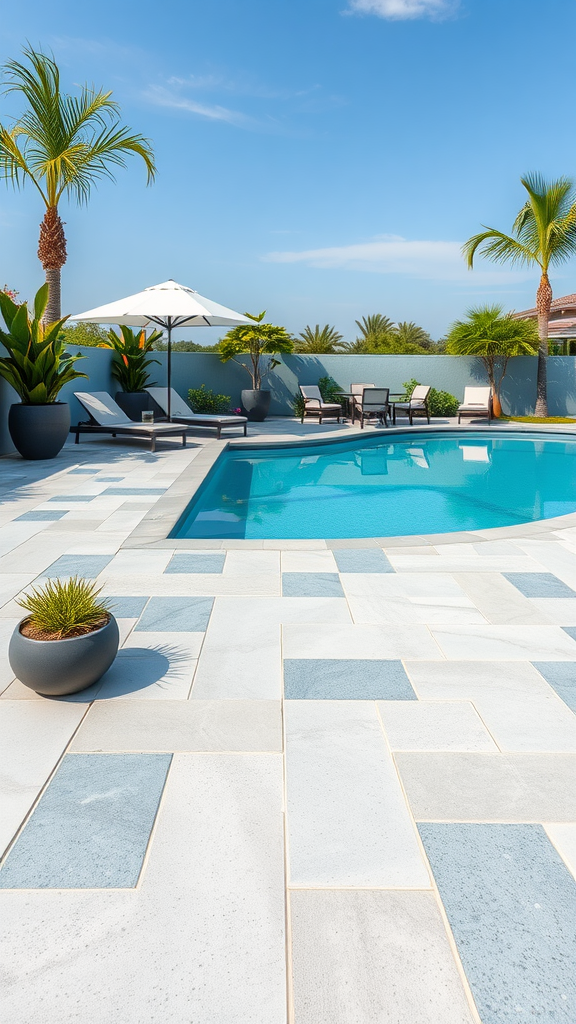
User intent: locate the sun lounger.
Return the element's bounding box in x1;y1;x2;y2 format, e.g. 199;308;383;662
72;392;188;452
457;387;492;424
392;384;431;424
299;385;342;424
146;387;247;438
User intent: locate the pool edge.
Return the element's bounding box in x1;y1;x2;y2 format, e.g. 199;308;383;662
122;425;576;549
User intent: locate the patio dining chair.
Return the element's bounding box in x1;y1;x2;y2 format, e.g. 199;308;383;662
299;385;342;424
457;387;492;424
350;383;374;423
392;384;431;425
358;387;391;429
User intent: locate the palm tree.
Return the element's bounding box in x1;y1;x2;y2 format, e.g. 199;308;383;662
0;47;156;321
463;174;576;416
352;313;395;352
293;323;345;353
395;321;434;350
445;305;539;416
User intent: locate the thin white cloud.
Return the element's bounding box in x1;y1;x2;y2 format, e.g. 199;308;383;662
346;0;457;20
144;85;256;129
264;234;531;284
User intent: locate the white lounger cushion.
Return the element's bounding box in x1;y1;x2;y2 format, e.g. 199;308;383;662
75;391;132;426
459;387;491;410
146;387;246;424
74;392;186;433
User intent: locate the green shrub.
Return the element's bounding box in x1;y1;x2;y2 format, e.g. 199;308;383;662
188;384;231;414
402;378;459;417
318;375;343;403
17;577;110;640
293;393;306;419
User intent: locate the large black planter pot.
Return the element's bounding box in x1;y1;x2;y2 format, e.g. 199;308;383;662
115;391;152;421
241;389;271;422
8;402;70;461
9;615;120;696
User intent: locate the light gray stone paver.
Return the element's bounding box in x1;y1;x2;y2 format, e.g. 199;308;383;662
70;699;282;751
290;890;476;1024
342;572;487;625
283;621;440;659
405;660;576;752
378;700;497;751
453;571;554;625
396;752;576;821
431;624;576;661
285;700;430;886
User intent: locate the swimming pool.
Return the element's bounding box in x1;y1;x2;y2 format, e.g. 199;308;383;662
170;431;576;539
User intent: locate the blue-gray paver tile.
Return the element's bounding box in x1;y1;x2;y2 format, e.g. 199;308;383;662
16;510;68;521
504;572;576;599
0;754;172;889
42;555;113;578
282;573;344;598
135;596;213;632
103;488;167;496
333;549;394;574
418;823;576;1023
284;659;416;699
533;661;576;713
107;596;150;619
165;553;225;574
48;495;95;502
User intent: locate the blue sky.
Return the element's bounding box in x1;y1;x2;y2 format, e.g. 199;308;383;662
2;0;576;343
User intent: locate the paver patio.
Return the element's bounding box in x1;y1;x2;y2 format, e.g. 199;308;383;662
1;418;576;1023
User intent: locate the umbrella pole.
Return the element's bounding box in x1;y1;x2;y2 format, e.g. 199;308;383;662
167;318;172;422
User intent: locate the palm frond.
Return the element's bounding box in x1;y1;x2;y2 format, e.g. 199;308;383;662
0;46;156;209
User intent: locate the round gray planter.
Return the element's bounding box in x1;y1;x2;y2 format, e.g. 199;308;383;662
115;392;152;421
241;389;271;422
9;616;120;696
8;402;70;460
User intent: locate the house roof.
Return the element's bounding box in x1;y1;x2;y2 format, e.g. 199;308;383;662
514;293;576;318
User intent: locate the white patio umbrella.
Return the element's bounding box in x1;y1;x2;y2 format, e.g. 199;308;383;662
71;280;251;420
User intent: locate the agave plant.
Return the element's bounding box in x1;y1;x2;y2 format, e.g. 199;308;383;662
0;283;87;403
17;576;111;640
100;325;162;392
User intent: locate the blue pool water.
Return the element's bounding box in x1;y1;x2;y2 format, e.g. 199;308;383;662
171;432;576;539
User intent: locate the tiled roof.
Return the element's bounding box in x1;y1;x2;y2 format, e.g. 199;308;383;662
514;293;576;318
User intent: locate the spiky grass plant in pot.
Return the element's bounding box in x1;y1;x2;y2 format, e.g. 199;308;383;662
9;577;119;696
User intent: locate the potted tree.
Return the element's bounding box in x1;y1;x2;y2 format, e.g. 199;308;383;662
9;577;119;697
0;284;87;459
99;325;162;420
218;310;293;421
446;305;539;417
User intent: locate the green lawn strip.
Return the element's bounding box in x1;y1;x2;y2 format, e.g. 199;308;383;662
499;415;576;424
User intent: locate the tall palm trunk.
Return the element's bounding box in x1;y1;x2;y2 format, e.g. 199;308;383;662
534;271;552;417
37;206;67;322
